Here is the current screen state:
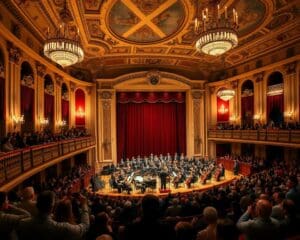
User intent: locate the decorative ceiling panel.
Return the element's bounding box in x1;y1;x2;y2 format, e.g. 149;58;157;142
4;0;299;80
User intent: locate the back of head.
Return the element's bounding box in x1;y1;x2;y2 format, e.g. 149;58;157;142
54;199;74;223
203;206;218;224
96;234;113;240
95;212;109;227
22;187;35;201
142;194;160;220
36;191;55;215
256;199;272;219
175;221;194;240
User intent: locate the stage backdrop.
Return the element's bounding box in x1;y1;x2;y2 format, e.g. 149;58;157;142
117;92;186;161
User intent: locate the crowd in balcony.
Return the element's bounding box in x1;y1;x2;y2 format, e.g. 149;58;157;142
0;127;89;154
0;159;300;240
214;121;300;131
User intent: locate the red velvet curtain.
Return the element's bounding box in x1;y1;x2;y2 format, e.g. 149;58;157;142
241;96;254;125
117;92;186;161
75;89;85;127
217;97;229;122
21;85;34;132
44;93;54;127
267;94;284;122
61;99;69;124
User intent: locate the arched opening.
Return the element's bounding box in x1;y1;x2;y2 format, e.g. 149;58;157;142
267;72;284;126
44;74;54;131
20;61;35;133
61;83;69;128
75;88;85;128
241;80;254;127
0;49;5;138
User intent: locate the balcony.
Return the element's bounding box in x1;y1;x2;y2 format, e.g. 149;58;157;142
208;129;300;147
0;137;95;190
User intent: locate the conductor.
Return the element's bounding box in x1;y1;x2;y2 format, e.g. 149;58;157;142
160;168;168;190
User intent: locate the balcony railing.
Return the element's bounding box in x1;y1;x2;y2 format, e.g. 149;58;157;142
0;137;95;186
208;129;300;145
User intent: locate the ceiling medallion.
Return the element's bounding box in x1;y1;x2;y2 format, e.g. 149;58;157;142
194;0;239;56
43;0;84;67
217;88;235;101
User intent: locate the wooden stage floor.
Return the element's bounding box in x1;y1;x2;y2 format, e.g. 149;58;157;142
96;170;237;198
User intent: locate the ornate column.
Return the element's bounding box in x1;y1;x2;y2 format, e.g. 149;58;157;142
7;41;22;131
254;72;264;123
55;73;63;132
284;62;297;121
191;90;204;156
207;86;216;158
230;80;239;124
85;86;93;131
98;90;115;164
35;61;46;130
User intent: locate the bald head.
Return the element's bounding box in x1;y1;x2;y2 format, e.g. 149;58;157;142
256;199;272;219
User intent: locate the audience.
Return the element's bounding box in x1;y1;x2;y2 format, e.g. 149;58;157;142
0;192;30;240
17;190;90;240
0;155;299;239
0;127;89;153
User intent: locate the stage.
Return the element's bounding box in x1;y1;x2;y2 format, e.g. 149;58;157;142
96;170;237;198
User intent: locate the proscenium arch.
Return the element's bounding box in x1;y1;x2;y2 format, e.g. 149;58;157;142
97;71;202;165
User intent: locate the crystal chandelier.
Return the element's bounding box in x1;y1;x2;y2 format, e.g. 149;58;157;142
43;0;84;67
194;0;238;56
217;88;235;101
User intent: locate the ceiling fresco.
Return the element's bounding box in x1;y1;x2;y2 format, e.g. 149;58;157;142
3;0;300;80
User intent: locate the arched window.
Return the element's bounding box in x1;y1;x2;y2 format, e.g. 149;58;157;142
0;49;5;138
241;80;254;127
61;83;69;127
20;61;35;133
75;88;85;128
267;72;284;126
44;74;54;131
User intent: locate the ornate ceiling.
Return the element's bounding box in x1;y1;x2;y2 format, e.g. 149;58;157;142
4;0;300;80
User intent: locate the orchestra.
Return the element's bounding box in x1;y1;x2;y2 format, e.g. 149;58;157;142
106;153;225;194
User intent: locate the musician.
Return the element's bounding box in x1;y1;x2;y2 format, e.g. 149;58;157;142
160;167;168;190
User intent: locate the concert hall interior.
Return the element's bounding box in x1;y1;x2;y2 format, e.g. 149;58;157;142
0;0;300;240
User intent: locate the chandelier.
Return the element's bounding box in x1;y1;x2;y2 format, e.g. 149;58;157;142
194;0;238;56
217;88;235;101
43;0;84;67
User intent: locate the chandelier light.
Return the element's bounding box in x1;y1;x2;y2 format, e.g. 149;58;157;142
217;88;235;101
194;0;238;56
43;0;84;67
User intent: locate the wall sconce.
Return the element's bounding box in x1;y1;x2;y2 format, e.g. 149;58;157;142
40;118;49;127
76;107;85;117
218;104;229;114
284;111;294;120
57;120;67;128
12;115;24;129
229;115;238;122
253;114;261;120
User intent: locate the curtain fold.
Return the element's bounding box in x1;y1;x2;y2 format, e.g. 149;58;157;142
44;93;54;126
21;85;34;132
75;89;85;127
217;97;229;122
61;99;69;124
267;94;284;123
117;92;186;161
241;95;254;125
